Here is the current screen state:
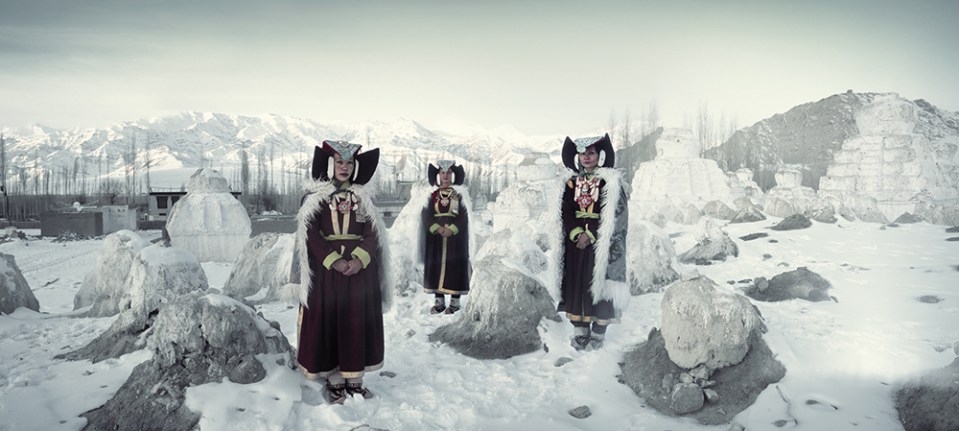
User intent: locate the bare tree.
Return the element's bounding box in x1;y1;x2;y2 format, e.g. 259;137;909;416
646;100;660;138
620;108;632;149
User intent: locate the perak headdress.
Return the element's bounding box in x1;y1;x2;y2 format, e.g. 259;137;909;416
311;140;380;185
428;159;466;186
561;133;615;172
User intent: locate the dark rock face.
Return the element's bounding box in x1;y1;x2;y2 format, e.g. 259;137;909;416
895;358;959;431
0;253;38;314
80;293;291;431
619;329;786;425
739;232;769;241
771;214;812;231
746;268;832;302
894;213;923;224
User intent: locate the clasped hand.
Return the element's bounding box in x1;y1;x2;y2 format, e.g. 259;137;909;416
437;226;454;238
575;233;591;249
332;258;362;276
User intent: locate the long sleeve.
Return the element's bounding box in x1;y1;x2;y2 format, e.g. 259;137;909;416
305;208;341;270
350;214;378;269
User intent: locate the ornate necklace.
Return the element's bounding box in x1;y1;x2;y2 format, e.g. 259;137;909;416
438;188;454;207
575;176;600;209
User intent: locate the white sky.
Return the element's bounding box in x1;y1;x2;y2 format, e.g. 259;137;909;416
1;0;957;135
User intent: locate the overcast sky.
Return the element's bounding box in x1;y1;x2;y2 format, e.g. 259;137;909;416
1;0;956;135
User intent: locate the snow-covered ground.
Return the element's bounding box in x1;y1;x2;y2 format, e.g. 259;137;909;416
1;218;957;430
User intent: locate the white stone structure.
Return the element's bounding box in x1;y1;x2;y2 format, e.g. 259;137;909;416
74;230;149;316
166;169;251;262
632;129;738;223
819;95;959;222
764;168;819;217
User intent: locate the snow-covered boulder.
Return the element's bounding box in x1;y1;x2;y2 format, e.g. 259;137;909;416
81;292;291;431
73;230;149;316
166;169;251;262
661;277;761;369
58;245;209;362
626;221;680;295
702;200;737;220
223;233;294;301
729;205;766;224
620;327;786;424
0;253;38;315
678;220;738;265
429;228;556;359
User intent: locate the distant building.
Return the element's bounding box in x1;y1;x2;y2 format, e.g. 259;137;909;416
147;189;240;221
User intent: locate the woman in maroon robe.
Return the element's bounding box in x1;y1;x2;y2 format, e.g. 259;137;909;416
293;140;391;404
556;134;629;351
421;160;471;314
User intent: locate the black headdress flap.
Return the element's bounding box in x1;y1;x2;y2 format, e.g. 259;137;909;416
452;164;466;186
311;145;329;181
428;163;439;186
352;148;380;185
561;133;615;171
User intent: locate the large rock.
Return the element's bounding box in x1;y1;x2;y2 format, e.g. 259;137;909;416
771;214;813;231
57;245;209;362
620;328;786;424
73;230;149;316
661;277;761;369
80;293;292;431
746;267;833;302
429;229;556;359
223;233;294;301
730;205;767;224
166;169;252;262
895;357;959;431
678;220;738;265
703;200;737;220
0;253;38;314
626;220;679;295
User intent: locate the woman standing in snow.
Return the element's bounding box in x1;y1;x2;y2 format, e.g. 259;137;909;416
555;134;629;350
293;140;391;404
421;160;471;314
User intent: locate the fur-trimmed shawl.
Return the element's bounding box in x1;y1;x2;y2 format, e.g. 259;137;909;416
547;167;630;311
289;178;393;311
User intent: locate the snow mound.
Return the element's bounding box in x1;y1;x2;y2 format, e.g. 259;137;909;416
73;230;149;316
0;253;37;314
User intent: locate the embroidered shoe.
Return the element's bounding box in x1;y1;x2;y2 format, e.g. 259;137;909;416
430;304;447;314
443;304;460;315
325;383;347;405
346;383;374;399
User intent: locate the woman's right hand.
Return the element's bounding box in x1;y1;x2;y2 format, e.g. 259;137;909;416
332;259;350;274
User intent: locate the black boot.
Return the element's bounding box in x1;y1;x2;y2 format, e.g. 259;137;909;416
346;382;374;399
430;297;446;314
325;383;347;404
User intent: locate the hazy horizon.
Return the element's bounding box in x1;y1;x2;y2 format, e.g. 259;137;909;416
1;0;957;136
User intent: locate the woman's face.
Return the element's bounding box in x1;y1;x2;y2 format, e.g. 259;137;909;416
333;153;355;182
579;146;599;171
438;170;452;187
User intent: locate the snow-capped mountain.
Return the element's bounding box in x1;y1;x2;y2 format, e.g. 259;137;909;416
0;112;564;195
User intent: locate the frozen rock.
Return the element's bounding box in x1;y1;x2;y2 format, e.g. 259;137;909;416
771;214;812;231
80;292;291;431
73;230;149;316
895;358;959;431
223;233;294;301
703;200;737;220
746;268;832;302
805;201;838;224
568;405;592;419
678;220;738;265
730;205;767;224
0;253;38;314
661;277;761;369
57;245;209;362
670;383;705;414
626;220;680;295
429;231;556;359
